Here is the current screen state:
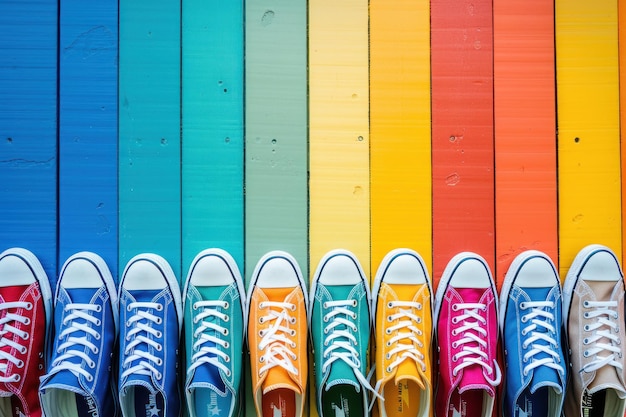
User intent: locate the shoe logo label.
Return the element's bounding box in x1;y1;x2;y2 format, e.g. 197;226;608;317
396;381;410;412
145;393;161;417
451;407;461;417
208;391;221;416
449;401;466;417
84;396;99;417
271;403;282;417
331;395;350;417
516;397;532;417
582;390;593;417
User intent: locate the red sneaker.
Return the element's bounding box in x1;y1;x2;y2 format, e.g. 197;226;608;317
0;248;52;417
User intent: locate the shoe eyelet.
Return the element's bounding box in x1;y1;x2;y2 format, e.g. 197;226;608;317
583;312;590;319
259;302;266;309
23;318;30;325
584;325;590;331
259;330;264;337
156;372;162;380
13;375;20;382
127;305;132;312
387;316;393;322
156;344;162;352
155;317;162;325
92;347;99;354
38;364;43;370
583;301;590;308
451;330;458;336
351;313;357;319
94;319;101;326
156;331;162;338
323;302;328;309
87;375;93;382
386;366;392;373
225;370;231;377
385;329;391;335
387;302;393;309
259;317;264;324
452;355;458;362
225;356;231;363
583;338;589;345
386;353;391;360
352;300;357;307
521;317;528;323
323;316;329;323
156;305;163;312
89;360;96;368
614;313;619;319
290;304;297;312
19;346;27;354
451;342;458;349
156;358;163;366
259;356;265;363
417;303;422;310
224;342;230;348
352;325;357;332
223;329;229;336
95;333;101;340
452;304;459;311
224;302;230;309
224;316;230;322
95;305;102;312
519;302;526;309
25;303;33;310
386;341;391;347
290;317;296;324
324;328;329;334
583;350;589;357
417;317;422;323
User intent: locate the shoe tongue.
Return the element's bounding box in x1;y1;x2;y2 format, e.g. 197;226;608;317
458;367;495;397
263;367;301;395
190;363;227;395
530;366;562;394
44;370;88;395
587;366;626;398
394;362;425;390
324;362;361;393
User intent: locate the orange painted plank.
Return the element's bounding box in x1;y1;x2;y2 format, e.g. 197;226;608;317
431;0;495;284
493;0;558;285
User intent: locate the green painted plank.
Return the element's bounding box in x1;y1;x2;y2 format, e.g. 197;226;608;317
181;0;244;277
244;0;308;281
119;0;181;277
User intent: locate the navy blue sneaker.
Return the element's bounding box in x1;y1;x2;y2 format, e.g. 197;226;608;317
182;249;245;417
39;251;120;417
118;254;182;417
499;250;566;417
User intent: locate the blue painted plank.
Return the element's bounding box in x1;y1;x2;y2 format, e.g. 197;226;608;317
181;0;244;276
59;0;119;280
0;0;58;283
119;0;182;278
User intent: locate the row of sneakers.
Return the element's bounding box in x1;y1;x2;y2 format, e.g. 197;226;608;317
0;244;624;417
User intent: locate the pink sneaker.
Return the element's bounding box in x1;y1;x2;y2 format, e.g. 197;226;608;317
434;252;501;417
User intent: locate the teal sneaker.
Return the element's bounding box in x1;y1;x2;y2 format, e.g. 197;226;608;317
310;249;379;417
182;249;245;417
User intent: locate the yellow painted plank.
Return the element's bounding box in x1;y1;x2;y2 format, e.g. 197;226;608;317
370;0;432;275
308;0;370;275
556;0;621;276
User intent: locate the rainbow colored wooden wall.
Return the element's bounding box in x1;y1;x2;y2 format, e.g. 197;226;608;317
0;0;623;416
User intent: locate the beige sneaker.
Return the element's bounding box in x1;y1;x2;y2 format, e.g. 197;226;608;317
563;244;626;417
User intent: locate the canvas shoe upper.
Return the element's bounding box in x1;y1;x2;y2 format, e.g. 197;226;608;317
0;248;52;417
372;248;433;417
310;249;380;417
499;250;566;417
182;249;245;417
434;252;501;417
563;244;626;417
118;254;183;417
247;251;308;417
39;251;120;417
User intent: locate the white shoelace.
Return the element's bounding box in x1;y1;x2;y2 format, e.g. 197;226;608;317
188;300;231;377
519;301;564;377
121;302;164;380
382;301;426;374
582;300;623;373
49;303;102;382
257;301;298;376
0;301;32;382
451;302;501;385
321;300;382;402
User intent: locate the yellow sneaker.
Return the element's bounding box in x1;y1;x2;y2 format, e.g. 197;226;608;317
372;249;433;417
247;251;308;417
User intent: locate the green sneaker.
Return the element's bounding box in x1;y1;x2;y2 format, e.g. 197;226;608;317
182;249;246;417
310;249;379;417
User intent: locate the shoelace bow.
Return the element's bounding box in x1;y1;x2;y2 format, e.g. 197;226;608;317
121;302;164;381
451;302;501;385
519;301;564;377
49;303;103;382
582;300;623;373
189;300;231;377
321;300;383;404
0;301;33;382
258;300;298;376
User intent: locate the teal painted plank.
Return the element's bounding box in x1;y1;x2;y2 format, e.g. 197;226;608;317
59;0;118;280
244;0;308;282
119;0;181;277
0;0;57;282
181;0;244;277
244;4;307;415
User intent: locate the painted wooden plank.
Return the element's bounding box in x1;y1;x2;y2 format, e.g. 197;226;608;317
309;0;370;276
244;3;308;416
431;0;495;284
182;0;244;277
618;1;626;259
493;0;558;284
369;0;432;275
244;0;308;282
556;0;621;276
309;1;369;416
119;0;182;277
59;0;119;280
0;0;58;282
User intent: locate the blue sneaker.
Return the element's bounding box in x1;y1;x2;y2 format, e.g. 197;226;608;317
309;249;380;417
182;249;245;417
118;254;182;417
39;251;120;417
499;250;566;417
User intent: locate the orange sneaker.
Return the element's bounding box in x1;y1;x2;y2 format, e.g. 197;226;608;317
247;251;308;417
372;249;433;417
